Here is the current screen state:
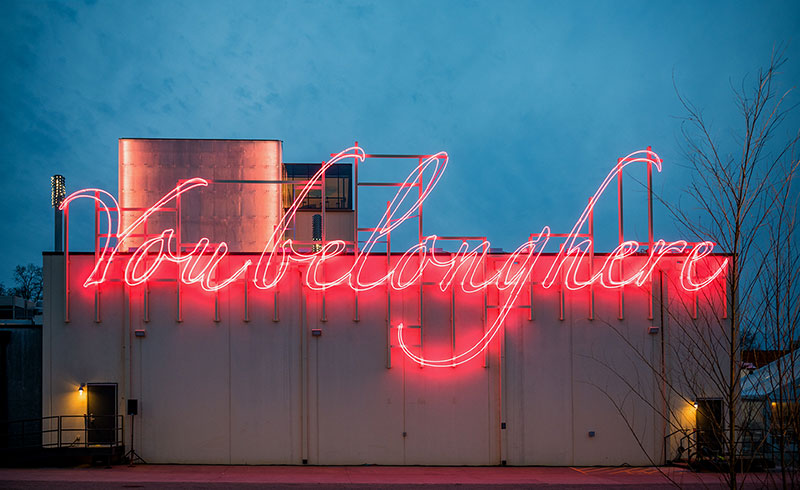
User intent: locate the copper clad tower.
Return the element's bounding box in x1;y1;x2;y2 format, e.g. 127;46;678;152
119;139;283;252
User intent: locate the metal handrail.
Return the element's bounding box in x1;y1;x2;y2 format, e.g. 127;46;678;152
668;426;799;467
1;414;124;450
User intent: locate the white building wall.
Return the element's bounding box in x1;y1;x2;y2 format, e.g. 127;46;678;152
42;252;728;465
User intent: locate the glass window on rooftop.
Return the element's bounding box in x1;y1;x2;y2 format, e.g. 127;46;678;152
283;163;352;211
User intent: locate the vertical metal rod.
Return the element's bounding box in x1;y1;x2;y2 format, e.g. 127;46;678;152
451;286;456;364
144;283;150;323
559;268;565;321
647;147;654;321
647;146;654;247
416;164;424;368
94;191;99;256
353;142;360;322
299;275;308;464
321;161;327;323
483;287;489;368
483;243;489;368
64;204;70;323
143;208;150;323
273;290;280;322
176;193;182;322
386;200;391;368
528;281;534;321
418;157;423;245
321;161;326;244
617;158;624;320
213;242;220;324
94;290;100;323
617;157;624;244
418;278;424;370
243;267;250;323
94;192;101;323
691;257;698;320
722;274;728;319
589;198;595;321
54;207;63;252
386;287;392;369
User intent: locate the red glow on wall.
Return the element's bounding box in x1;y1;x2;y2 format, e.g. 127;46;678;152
60;145;730;367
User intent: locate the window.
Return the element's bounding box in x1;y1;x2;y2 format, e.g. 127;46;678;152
283;163;352;211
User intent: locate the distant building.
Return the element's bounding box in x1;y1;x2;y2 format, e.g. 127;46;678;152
1;296;42;447
0;296;39;320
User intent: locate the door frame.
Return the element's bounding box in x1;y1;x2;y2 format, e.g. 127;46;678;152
86;382;118;444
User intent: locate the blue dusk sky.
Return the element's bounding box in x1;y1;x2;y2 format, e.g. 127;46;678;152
1;0;799;287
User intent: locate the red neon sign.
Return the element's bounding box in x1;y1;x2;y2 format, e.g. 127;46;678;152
61;147;728;367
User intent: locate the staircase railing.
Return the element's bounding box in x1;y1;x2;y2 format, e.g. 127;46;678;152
0;415;124;449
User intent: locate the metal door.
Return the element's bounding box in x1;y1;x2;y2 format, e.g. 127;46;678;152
87;383;117;444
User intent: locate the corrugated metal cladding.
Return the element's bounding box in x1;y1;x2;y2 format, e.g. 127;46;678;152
118;139;283;252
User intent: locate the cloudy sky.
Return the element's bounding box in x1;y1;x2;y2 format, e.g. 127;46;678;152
1;0;798;287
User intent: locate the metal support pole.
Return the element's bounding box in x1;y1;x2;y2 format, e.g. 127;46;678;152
589;198;595;320
176;193;182;322
528;280;534;321
94;192;101;323
144;282;150;323
386;200;392;368
54;208;63;252
451;286;456;365
559;267;565;322
647;146;654;321
273;291;280;322
722;275;728;319
214;291;220;323
321;161;327;323
353;142;360;323
417;161;424;368
64;204;70;323
617;158;624;320
243;268;250;323
483;243;489;368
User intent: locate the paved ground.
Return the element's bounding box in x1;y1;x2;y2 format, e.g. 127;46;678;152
0;465;780;489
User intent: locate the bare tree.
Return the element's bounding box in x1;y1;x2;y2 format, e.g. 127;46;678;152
750;158;800;488
11;263;43;302
673;46;800;489
586;48;799;490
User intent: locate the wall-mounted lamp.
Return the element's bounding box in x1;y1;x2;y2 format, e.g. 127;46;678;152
79;383;86;396
693;402;698;410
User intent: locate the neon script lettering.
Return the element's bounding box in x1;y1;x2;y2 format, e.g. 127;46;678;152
62;147;728;367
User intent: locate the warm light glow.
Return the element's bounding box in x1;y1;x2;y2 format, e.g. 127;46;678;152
693;402;698;409
79;383;85;396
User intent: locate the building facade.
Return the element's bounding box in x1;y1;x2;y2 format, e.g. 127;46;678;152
42;140;730;465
